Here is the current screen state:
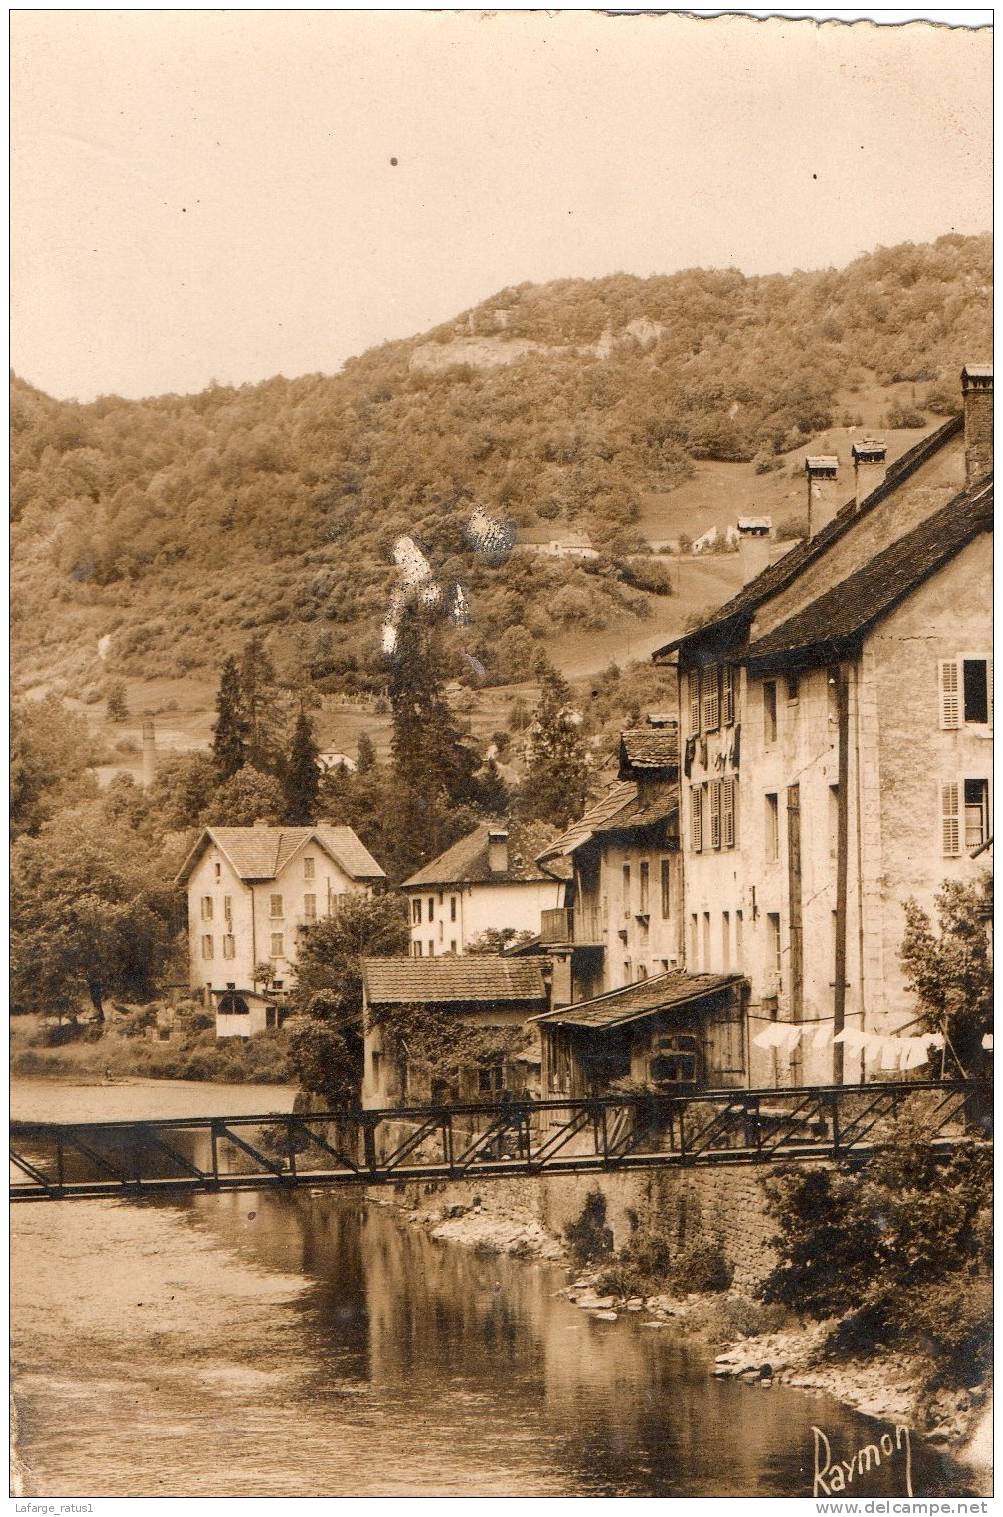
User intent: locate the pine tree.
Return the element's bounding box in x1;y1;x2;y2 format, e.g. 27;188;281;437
522;656;589;827
211;656;248;780
239;635;281;772
282;710;320;824
105;681;129;723
388;609;477;805
356;731;376;773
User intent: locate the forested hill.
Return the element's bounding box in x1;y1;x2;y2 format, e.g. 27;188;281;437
11;233;991;696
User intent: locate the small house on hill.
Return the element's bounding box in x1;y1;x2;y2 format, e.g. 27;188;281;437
176;822;386;1037
401;822;568;957
361;956;550;1109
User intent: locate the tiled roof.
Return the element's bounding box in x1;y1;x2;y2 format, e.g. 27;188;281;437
593;792;677;837
536;782;637;860
402;822;565;888
653;414;964;661
619;728;679;772
744;479;993;673
962;363;993;383
532;971;745;1030
176;824;385;884
806;455;838;471
362;956;548;1006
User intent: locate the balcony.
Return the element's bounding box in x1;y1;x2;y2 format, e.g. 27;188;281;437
540;906;605;948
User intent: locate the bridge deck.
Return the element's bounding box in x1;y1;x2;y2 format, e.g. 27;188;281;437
9;1079;987;1202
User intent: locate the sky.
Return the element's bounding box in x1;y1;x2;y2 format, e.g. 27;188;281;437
10;11;992;403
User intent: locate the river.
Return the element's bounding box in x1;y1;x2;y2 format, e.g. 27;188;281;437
10;1077;974;1498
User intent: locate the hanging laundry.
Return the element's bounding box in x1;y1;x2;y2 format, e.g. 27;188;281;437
928;1032;946;1050
900;1039;930;1071
811;1022;832;1051
982;1033;994;1051
753;1023;784;1050
880;1037;902;1072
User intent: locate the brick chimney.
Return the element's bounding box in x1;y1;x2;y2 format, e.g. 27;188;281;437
805;455;840;537
962;364;993;486
851;439;887;508
738;535;771;584
487;828;509;873
141;717;157;788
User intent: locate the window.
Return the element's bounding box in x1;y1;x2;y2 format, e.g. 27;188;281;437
660;859;672;919
223;895;232;923
721;912;730;970
270;933;284;958
702;665;720;731
735;909;743;967
636;963;648;982
691;785;703;852
303;894;317;921
371;1049;381;1081
622;863;631;918
690;914;699;967
963;660;990;724
304;856;316;880
412;898;422;925
765;793;780;862
222;934;235;960
428;896;435;921
478;1064;504;1095
639;860;649;914
763;681;778;744
450;940;457;954
721;664;735;726
623;960;632;984
721;776;735;849
214;862;221;882
702;912;711;969
201;934;214;960
767;913;781;976
709;779;721;849
427;940;435;957
689;670;701;735
201;896;213;921
413;940;423;957
964;779;990;850
450;896;457;922
269;894;283;919
786;674;800;704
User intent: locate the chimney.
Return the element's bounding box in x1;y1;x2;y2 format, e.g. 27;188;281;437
805;455;840;537
487;828;509;874
254;818;271;829
141;717;157;788
851;439;887;508
739;535;771;584
962;364;993;486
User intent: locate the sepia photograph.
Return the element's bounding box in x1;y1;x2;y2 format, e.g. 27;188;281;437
9;7;993;1502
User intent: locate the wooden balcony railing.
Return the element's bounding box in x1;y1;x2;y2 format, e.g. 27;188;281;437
540;907;604;946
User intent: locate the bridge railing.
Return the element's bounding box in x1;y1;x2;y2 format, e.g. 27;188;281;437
9;1079;989;1202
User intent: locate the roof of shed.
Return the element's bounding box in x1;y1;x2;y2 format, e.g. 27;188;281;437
531;970;744;1030
743;479;993;673
361;956;549;1006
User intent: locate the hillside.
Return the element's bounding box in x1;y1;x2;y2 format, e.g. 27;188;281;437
11;233;991;701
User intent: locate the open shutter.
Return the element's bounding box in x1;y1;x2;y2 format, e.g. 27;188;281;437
691;785;703;852
703;666;720;731
721;664;735;726
709;779;721;849
689;670;701;735
721;777;735;849
939;660;960;729
941;782;961;856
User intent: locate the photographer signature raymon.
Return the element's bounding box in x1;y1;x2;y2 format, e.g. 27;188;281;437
812;1424;913;1497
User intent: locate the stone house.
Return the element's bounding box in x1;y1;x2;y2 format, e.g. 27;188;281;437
400;822;568;958
654;365;992;1088
176;822;386;1037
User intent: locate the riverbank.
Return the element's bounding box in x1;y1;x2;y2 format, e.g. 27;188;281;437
377;1183;992;1488
10;1015;290;1086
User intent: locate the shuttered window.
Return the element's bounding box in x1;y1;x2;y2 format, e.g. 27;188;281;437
709;779;721;849
941;782;961;856
222;935;235;960
691;786;703;852
689;669;701;734
721;664;735;726
660;859;672;919
270;933;284;958
939;660;961;729
702;666;720;731
721;776;735;849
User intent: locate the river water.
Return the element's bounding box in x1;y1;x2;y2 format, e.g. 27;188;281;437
11;1078;974;1498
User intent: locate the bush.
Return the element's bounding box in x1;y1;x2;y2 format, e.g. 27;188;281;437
669;1237;732;1294
117;1004;160;1039
564;1189;614;1264
884;401;927;429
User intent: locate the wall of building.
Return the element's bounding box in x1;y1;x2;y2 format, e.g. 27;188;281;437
404;878;565;957
362;1001;536;1109
571;835;682;997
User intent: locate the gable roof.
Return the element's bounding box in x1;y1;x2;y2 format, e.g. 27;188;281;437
175;823;386;885
402;822;566;888
654;413;964;663
361;956;548;1006
536;781;637;861
619;728;679;773
531;970;744;1030
743;478;993;674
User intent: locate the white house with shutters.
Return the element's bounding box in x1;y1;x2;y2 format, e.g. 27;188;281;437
655;365;992;1088
176;823;386;1037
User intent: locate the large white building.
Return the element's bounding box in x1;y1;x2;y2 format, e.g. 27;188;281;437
176;822;386;1036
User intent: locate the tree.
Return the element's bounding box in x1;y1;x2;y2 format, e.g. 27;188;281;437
388;608;478;805
211;655;247;779
10;697;99;838
521;657;590;827
239;635;281;771
105;681;129;722
282;711;320;824
900;873;993;1080
146;751;220;831
356;731;376;773
10;818;175;1019
210;765;284;827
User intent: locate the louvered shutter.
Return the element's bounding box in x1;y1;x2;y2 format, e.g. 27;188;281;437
941;782;961;856
703;666;720;731
939;660;960;729
721;777;735;849
721;664;735;726
709;779;721;849
689;670;701;735
989;659;994;727
691;785;703;852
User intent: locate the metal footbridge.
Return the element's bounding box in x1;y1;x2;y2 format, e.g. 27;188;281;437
9;1079;988;1202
